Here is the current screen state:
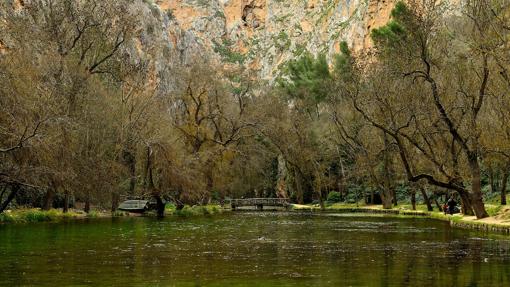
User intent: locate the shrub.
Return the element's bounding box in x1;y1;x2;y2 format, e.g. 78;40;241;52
87;211;100;218
112;210;128;217
174;205;222;217
175;205;194;217
0;212;16;223
327;191;342;203
486;205;503;217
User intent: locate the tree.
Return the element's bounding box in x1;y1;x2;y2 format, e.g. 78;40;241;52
352;0;495;218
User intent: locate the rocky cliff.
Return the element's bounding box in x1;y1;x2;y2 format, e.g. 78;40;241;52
2;0;396;80
156;0;396;79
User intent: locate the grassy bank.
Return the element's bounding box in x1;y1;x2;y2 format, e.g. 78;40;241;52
0;209;81;223
291;202;510;234
165;204;224;217
0;204;226;224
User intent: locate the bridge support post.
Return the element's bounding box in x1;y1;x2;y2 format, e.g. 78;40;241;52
256;204;263;211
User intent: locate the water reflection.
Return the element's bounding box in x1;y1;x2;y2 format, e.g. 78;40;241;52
0;212;510;286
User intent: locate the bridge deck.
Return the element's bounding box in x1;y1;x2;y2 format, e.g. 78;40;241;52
230;198;290;210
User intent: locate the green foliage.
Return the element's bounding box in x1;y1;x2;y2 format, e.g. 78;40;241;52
87;211;100;218
486;205;503;217
370;1;409;48
371;21;406;44
326;191;342;203
346;185;365;203
172;205;223;217
293;44;307;57
214;10;225;19
0;213;15;223
0;209;78;223
278;52;331;103
214;39;245;64
333;41;353;78
112;210;128;217
391;1;409;19
273;31;292;51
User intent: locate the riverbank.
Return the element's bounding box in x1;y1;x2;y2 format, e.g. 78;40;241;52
4;203;510;235
0;209;83;223
291;203;510;234
0;204;225;224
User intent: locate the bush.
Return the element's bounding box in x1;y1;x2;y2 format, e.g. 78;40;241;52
327;191;342;203
174;205;222;217
112;210;128;217
486;205;503;217
0;212;16;223
87;211;100;218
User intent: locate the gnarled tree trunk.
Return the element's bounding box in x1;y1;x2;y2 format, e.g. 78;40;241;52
468;159;489;218
0;184;20;213
459;191;474;216
42;181;57;211
420;187;433;211
381;188;393;209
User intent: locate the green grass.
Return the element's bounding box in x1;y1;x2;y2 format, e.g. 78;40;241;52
486;204;503;217
86;211;100;218
0;209;79;223
112;210;129;217
168;204;223;217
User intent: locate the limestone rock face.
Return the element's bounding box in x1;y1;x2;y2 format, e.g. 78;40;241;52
161;0;399;79
3;0;398;79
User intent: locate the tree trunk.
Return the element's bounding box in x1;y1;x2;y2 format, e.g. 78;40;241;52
381;189;393;209
84;192;91;213
468;159;489;218
314;172;325;211
154;195;165;218
42;185;56;211
204;159;214;204
63;191;69;213
411;190;416;210
420;187;433;211
276;155;289;199
122;145;136;196
338;158;347;200
293;170;304;204
111;192;120;212
488;165;497;193
459;191;474;216
0;184;19;213
318;194;325;210
434;197;443;212
501;168;509;205
382;132;394;209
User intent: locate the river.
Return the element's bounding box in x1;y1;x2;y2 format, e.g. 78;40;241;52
1;212;510;286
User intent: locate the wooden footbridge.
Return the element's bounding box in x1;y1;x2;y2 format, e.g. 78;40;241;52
230;198;291;210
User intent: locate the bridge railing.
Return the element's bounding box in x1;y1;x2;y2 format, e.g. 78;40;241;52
230;198;291;207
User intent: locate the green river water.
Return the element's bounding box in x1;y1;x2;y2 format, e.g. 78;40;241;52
1;212;510;286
